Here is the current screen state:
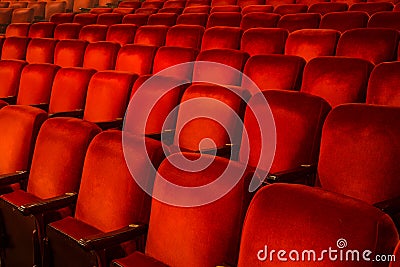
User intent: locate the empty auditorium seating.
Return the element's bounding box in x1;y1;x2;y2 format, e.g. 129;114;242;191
97;12;124;25
241;28;289;56
26;38;58;64
45;130;163;267
186;0;211;7
106;24;137;45
134;25;169;46
165;24;204;49
45;1;68;21
0;8;13;26
0;118;100;266
242;55;306;91
16;63;60;107
48;68;96;115
240;12;280;30
366;62;400;106
238;0;265;8
277;13;321;32
158;7;184;13
9;2;28;9
11;8;34;23
53;23;82;40
135;7;159;15
368;11;400;30
164;0;186;8
176;12;208;26
49;12;75;25
90;7;113;14
274;4;308;15
73;0;97;12
28;22;56;38
54;39;88;67
236;183;398;266
301;57;373;107
319;11;369;32
28;1;46;20
122;13;149;26
308;2;349;14
349;2;394;15
206;11;242;27
142;1;164;9
113;7;136;15
83;41;120;71
1;36;30;60
201;26;242;50
285;29;340;61
73;13;98;26
118;1;142;9
336;28;399;64
79;24;108;42
241;4;274;14
148;12;178;26
0;60;27;102
115;44;158;74
212;0;237;6
211;5;241;12
194;49;249;86
182;5;211;13
5;23;30;37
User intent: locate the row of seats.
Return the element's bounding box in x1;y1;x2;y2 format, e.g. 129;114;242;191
0;99;399;266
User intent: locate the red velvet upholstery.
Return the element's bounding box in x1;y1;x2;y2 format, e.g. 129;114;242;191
241;90;330;174
211;5;241;12
212;0;237;6
53;23;83;40
240;12;280;30
89;7;113;14
285;29;340;62
277;13;321;32
241;28;288;56
11;8;34;23
201;26;242;50
73;13;98;26
115;44;158;74
48;68;96;114
45;2;67;21
297;0;329;5
120;152;253;266
332;0;364;5
395;2;400;11
83;71;137;122
9;2;29;9
5;23;30;37
153;46;197;78
49;13;75;24
97;13;123;25
183;5;211;13
241;4;274;14
46;130;163;266
106;24;137;45
368;11;400;30
238;0;265;8
54;39;88;67
16;63;60;106
164;0;186;8
27;2;46;20
0;105;47;175
26;38;58;64
243;54;305;91
390;242;400;267
1;36;30;60
349;2;394;14
237;183;399;267
308;2;349;14
173;84;244;151
206;11;242;27
165;24;204;49
194;48;249;86
119;1;142;8
142;1;164;9
0;8;12;25
0;59;27;99
113;252;169;267
274;4;308;15
134;25;169;46
186;0;211;6
122;14;149;26
83;41;120;71
79;24;108;42
319;11;369;32
158;7;184;13
113;8;136;15
336;28;400;64
135;7;159;14
28;22;56;38
148;13;178;26
176;13;209;26
366;62;400;106
300;56;373;107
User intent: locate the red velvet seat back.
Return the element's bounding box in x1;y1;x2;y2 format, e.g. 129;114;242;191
300;56;373;107
122;14;149;26
368;11;400;31
241;5;274;14
5;23;30;37
211;5;241;12
241;28;288;56
0;105;47;174
242;54;305;91
366;62;400;106
146;152;253;266
238;183;399;267
349;2;394;15
201;26;243;50
165;24;205;49
1;36;30;60
0;60;27;98
240;12;280;30
239;0;266;9
48;68;96;114
83;41;120;71
119;1;142;8
27;118;101;199
148;13;178;26
277;13;321;32
319;104;400;204
16;63;60;105
26;38;58;64
53;23;83;40
79;24;108;42
134;25;169;46
115;44;158;74
241;90;330;173
319;11;369;32
308;2;348;14
206;11;242;28
285;29;340;62
83;71;137;122
153;46;197;78
336;28;400;64
183;5;211;13
97;13;123;25
274;4;308;15
177;13;208;26
28;22;56;38
106;24;137;45
164;0;186;8
49;13;75;24
54;39;88;67
73;13;98;26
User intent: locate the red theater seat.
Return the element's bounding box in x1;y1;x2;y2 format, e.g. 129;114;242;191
158;7;184;13
11;8;34;23
0;8;13;25
0;118;100;267
112;8;136;15
49;13;75;24
206;11;242;27
134;25;169;46
319;11;369;32
135;7;159;15
83;41;120;71
391;243;400;267
285;29;340;62
54;39;88;67
53;23;83;40
119;1;142;8
238;0;265;8
186;0;211;7
45;2;67;21
349;2;393;14
148;12;178;26
241;28;289;56
5;23;30;37
115;44;158;74
142;1;164;9
97;13;123;25
274;4;308;15
211;5;241;12
182;5;211;13
336;28;399;64
165;24;204;49
122;13;149;26
240;12;280;30
176;12;208;26
73;13;98;26
28;22;56;38
300;56;373;107
201;26;243;50
163;0;186;8
26;38;58;64
212;0;237;6
241;4;274;14
106;24;137;45
277;13;321;32
308;2;348;14
1;36;30;60
79;24;108;42
0;60;27;102
368;11;400;30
